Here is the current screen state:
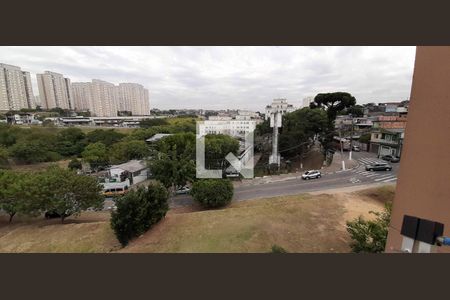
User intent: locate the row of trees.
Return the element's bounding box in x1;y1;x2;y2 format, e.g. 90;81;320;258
0;116;198;169
0;167;103;223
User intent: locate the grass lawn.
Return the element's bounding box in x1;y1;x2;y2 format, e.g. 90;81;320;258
121;186;392;253
0;185;394;253
0;212;120;253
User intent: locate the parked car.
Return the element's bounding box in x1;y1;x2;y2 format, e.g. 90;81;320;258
301;170;322;180
352;145;361;152
175;186;191;194
380;155;400;163
44;210;72;219
365;162;392;171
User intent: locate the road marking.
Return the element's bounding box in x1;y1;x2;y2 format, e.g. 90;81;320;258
365;174;378;177
359;171;372;175
381;177;397;182
374;175;396;181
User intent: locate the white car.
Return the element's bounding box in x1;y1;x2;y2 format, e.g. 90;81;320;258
175;186;191;194
302;170;322;180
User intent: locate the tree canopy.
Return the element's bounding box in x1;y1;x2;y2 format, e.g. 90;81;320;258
279;107;328;157
110;140;150;164
37;166;104;223
110;183;169;246
82;142;110;170
86;129;126;146
310;92;357;122
191;179;234;208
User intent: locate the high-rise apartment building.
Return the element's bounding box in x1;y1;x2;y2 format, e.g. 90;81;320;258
71;80;150;117
91;79;118;117
72;82;93;111
0;63;36;111
117;83;150;115
36;71;73;110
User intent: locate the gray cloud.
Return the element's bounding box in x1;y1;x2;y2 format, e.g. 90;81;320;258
0;46;416;111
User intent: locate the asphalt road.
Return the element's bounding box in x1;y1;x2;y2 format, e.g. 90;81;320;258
168;151;401;208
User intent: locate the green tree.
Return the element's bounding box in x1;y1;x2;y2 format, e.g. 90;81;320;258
68;158;82;170
0;171;40;222
204;134;240;167
279;108;328;158
9;140;60;164
110;183;169;246
149;150;195;189
38;166;104;223
345;105;364;117
309;92;357;151
82;142;109;171
149;132;196;190
139;118;168;128
270;244;288;253
0;125;18;147
110;140;150;164
310;92;357;122
86;129;125;146
255;119;271;136
0;146;9;169
346;202;392;253
55;127;87;157
191;179;234;208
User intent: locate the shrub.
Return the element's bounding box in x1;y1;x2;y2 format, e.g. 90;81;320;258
191;179;234;208
9;140;60;164
110;183;169;246
346;202;392;253
68;158;82;170
270;245;288;253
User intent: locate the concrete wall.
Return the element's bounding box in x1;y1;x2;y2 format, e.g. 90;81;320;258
385;47;450;253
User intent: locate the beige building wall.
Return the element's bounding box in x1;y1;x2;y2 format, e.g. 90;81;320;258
72;82;94;111
0;63;33;111
118;83;150;115
22;71;36;109
91;79;118;117
72;80;149;117
385;46;450;253
36;71;72;110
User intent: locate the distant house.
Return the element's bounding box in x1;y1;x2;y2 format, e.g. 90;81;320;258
108;160;149;185
373;115;407;130
6;113;41;125
369;128;405;157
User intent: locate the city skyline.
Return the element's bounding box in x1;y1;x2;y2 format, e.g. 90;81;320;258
0;46;415;111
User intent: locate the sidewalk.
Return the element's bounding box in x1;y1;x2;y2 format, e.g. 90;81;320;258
323;152;359;173
233;151;359;188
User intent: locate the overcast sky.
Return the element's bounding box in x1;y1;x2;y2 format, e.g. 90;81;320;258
0;46;416;111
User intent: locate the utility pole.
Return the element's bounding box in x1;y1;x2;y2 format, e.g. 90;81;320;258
349;114;354;161
339;127;346;171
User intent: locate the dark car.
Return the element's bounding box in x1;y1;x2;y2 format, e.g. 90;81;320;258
380;155;400;163
365;162;392;171
44;210;71;219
